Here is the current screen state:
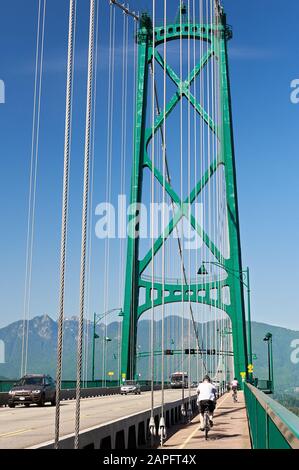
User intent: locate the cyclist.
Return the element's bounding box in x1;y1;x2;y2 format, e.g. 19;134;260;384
231;377;239;402
196;375;217;431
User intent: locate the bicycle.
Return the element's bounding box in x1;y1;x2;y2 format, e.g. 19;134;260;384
201;403;211;440
232;387;238;403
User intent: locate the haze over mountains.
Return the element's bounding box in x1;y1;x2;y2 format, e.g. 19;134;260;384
0;315;298;391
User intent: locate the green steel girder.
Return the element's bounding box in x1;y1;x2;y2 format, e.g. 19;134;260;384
153;51;218;136
152;22;226;47
139;158;223;275
216;22;248;380
120;19;150;380
137;277;231;317
144;49;217;144
121;12;248;382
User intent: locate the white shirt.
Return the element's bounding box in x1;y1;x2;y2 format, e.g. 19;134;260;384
231;380;238;388
196;382;217;402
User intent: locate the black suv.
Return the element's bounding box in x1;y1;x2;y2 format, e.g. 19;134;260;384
8;374;56;408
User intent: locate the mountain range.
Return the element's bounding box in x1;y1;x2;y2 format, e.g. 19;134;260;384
0;314;298;391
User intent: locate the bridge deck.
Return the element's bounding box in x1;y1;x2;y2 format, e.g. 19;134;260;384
162;392;251;449
0;389;184;449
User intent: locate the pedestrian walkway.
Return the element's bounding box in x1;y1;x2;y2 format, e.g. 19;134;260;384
162;391;251;449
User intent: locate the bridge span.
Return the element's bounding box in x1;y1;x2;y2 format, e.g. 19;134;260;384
1;385;299;449
0;390;191;449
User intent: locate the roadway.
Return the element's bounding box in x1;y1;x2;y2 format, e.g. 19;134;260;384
0;389;185;449
161;391;251;449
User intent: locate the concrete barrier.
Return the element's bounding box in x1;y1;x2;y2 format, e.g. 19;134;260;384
30;394;198;449
0;385;162;407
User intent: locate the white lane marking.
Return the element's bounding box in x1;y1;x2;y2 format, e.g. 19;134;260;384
0;428;33;438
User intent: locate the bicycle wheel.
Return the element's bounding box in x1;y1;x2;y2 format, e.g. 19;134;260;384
204;412;209;440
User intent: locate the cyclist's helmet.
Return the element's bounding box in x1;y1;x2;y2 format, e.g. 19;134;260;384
203;375;211;382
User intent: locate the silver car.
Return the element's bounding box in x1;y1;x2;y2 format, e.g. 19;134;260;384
120;380;141;395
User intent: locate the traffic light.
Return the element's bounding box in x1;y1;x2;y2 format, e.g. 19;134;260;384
165;349;174;355
185;348;196;355
207;348;216;355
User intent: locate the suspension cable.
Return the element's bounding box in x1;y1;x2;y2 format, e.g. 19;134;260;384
103;2;116;387
74;0;96;449
109;0;139;21
83;0;100;387
118;8;129;384
54;0;77;449
21;0;41;379
159;0;167;447
21;0;47;378
149;0;156;446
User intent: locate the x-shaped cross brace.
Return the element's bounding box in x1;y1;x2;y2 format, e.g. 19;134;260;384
139;47;224;276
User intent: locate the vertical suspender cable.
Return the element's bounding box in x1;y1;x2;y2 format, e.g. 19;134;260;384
159;0;167;446
194;0;200;385
119;10;129;384
21;0;42;378
74;0;96;449
206;0;212;380
187;0;191;412
22;0;47;377
179;2;185;412
149;0;156;444
83;0;99;386
54;0;76;449
104;4;115;386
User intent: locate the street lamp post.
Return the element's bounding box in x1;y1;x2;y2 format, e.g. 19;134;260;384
91;308;123;382
92;312;100;382
198;261;253;381
103;336;112;387
245;267;253;368
263;332;274;393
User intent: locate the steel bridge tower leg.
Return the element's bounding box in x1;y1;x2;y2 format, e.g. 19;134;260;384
218;13;248;380
120;16;151;380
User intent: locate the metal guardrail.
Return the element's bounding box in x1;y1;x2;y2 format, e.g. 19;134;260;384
0;387;119;407
244;382;299;449
0;380;123;392
0;379;163;393
0;384;161;407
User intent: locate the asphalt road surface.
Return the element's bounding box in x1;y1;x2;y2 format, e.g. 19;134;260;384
0;389;186;449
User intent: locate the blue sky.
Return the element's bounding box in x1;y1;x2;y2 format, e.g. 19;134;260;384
0;0;298;332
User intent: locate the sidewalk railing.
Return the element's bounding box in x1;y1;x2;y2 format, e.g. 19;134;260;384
244;382;299;449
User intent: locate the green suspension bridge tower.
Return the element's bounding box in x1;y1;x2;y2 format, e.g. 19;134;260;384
120;3;248;382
